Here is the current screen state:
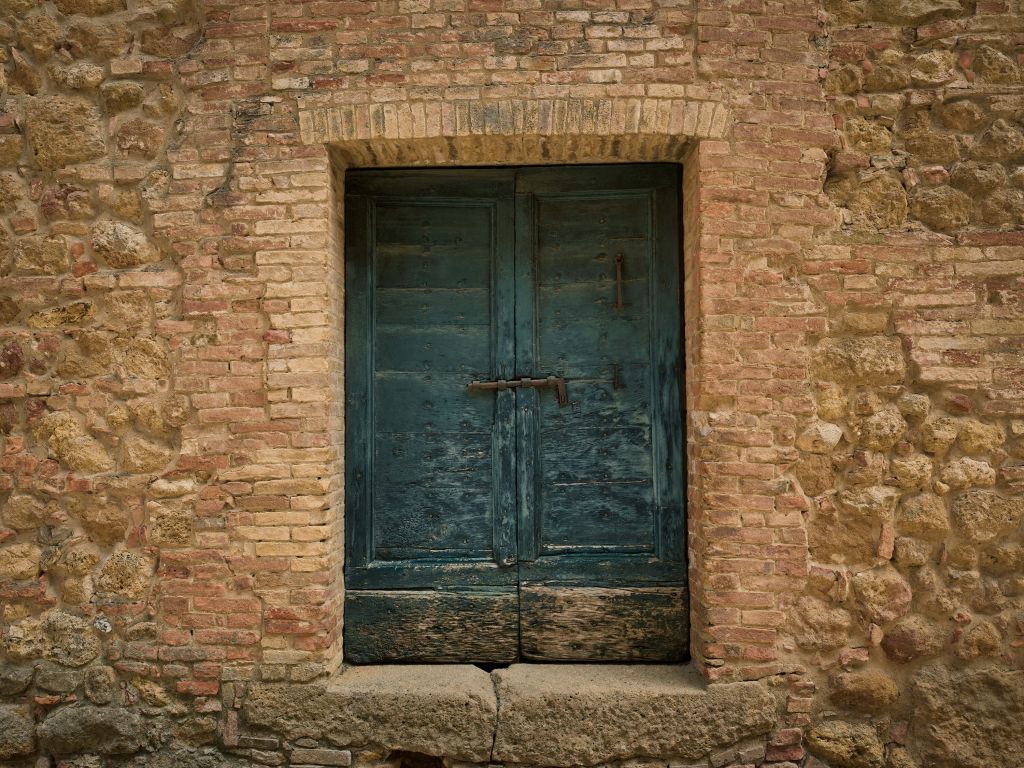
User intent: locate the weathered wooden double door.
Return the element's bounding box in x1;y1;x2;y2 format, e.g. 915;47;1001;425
344;164;686;663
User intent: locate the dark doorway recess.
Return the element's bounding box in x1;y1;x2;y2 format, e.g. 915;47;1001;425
343;164;687;663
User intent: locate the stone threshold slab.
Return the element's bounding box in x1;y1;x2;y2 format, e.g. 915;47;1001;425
492;664;777;765
243;664;777;766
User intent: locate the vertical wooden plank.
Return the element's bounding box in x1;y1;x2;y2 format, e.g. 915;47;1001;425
514;185;540;564
493;192;518;568
650;168;685;563
344;190;372;569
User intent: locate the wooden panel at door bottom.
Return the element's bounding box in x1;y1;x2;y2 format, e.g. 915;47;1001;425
519;586;689;662
344;588;519;664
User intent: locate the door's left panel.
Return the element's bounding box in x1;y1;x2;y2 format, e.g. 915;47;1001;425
343;170;518;663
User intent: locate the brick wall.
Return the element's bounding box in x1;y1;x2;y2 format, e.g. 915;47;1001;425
1;0;1023;764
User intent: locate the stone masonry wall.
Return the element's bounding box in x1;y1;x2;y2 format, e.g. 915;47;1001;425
0;0;1022;764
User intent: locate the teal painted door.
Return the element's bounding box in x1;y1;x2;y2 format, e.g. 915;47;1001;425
344;165;686;663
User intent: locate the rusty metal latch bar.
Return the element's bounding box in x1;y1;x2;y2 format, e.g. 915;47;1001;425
467;376;569;406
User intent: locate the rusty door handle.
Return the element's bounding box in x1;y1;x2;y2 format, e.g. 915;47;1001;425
467;376;569;406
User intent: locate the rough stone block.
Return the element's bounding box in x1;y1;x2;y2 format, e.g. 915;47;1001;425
491;664;777;765
244;666;497;762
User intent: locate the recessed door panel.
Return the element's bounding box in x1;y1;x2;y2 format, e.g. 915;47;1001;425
514;165;686;661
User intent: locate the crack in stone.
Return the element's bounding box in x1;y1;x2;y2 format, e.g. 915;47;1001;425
488;670;501;762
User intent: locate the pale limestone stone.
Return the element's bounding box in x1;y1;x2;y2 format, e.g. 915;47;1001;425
104;291;154;329
864;63;911;92
920;417;959;455
0;705;34;760
845;449;887;486
106;404;131;432
119;337;170;378
91;221;159;268
950;161;1009;197
829;670;900;711
815;336;906;385
790;596;852;650
955;621;1002;660
807;721;884;768
115;118;166;158
891;454;932;489
851;566;913;624
894;536;932;566
53;0;124;14
897;493;949;538
0;173;23;214
816;383;847;420
882;616;945;662
856;409;907;451
938;100;984;131
33;411;113;473
66;496;129;546
951;490;1024;543
825;65;863;95
846;119;891;153
830;172;908;229
939;457;996;490
26;301;96;329
65;18;132;59
1;493;47;530
971;120;1024;163
37;705;152;756
49;62;105;90
58;331;115;379
910;186;972;232
972;45;1019;84
909;51;956;87
812;506;879;565
957;420;1005;455
910;664;1024;765
838;485;900;520
146;500;191;546
4;610;101;667
120;435;174;473
867;0;963;24
0;543;41;580
13;234;69;275
797;421;844;453
0;136;23;166
18;14;58;59
25;96;105;170
148;477;195;498
100;81;146;113
96;550;153;599
905;129;961;166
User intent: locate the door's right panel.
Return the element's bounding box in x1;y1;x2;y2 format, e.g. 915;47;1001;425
515;164;688;661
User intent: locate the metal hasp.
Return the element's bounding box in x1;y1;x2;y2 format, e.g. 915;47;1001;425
467;375;569;406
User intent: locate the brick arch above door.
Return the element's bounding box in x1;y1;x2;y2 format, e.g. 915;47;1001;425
297;96;734;160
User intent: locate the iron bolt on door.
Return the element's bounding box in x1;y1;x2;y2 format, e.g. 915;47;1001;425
344;164;686;664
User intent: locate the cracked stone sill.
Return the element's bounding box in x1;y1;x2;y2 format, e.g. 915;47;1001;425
246;663;778;766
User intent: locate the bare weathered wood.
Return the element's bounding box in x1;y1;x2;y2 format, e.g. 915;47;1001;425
345;589;519;664
519;586;689;662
